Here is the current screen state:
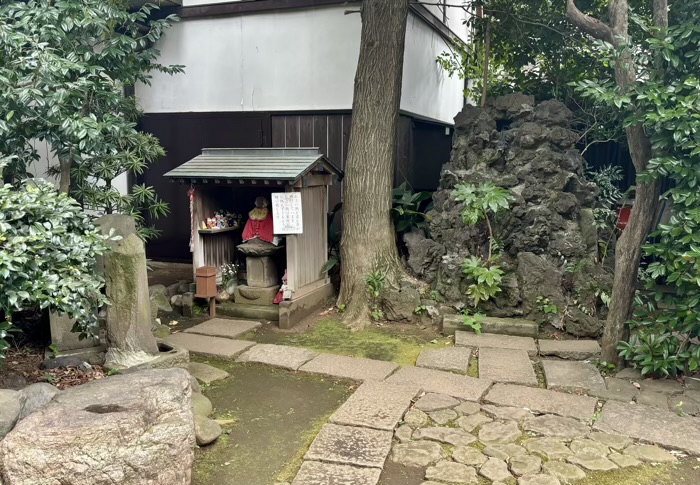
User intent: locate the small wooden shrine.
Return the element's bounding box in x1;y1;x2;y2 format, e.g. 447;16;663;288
164;148;342;328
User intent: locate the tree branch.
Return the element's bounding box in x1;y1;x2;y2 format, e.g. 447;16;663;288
565;0;614;44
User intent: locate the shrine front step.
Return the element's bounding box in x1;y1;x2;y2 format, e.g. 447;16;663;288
234;285;280;306
218;302;279;322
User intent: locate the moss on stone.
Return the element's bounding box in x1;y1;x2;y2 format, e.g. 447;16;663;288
467;354;479;378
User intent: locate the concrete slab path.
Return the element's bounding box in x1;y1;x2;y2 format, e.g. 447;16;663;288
183;318;261;339
479;347;538;386
164;333;255;359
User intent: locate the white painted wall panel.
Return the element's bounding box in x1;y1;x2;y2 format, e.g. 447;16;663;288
136;6;465;124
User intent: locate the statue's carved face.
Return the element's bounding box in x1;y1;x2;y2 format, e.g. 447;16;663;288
255;197;269;209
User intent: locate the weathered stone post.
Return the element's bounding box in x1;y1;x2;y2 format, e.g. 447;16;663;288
103;231;159;369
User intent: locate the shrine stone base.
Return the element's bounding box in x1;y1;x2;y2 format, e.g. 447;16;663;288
246;256;278;288
234;285;280;306
279;282;335;330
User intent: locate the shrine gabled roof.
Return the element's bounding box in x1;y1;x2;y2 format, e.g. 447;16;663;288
163;148;343;183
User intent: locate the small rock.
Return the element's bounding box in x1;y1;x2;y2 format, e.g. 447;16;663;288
480;457;513;482
182;292;194;318
455;401;481;416
568;438;609;457
189;362;230;384
77;362;92;372
18;383;59;420
40;356;86;369
518;474;561;485
509;454;542;476
414;427;477;447
194;415;222;446
478;421;522;444
567;453;618;471
522;415;589;439
481;404;534;422
192;392;213;417
608;452;641;468
484;443;528;461
0;390;23;439
524;437;573;460
171;294;183;307
403;408;430;428
456;413;492;432
0;374;27;390
395;424;414;443
425;460;478;484
415;393;461;412
542;461;586;483
429;408;458;425
391;441;445;467
452;446;487;466
215;289;230;304
190;375;201;394
587;432;632;451
623;444;677;463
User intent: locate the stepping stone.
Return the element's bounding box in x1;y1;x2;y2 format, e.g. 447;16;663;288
541;360;605;393
641;378;684;395
479;348;538;386
304;423;392;468
391;440;445;467
416;347;471;374
414;427;477;447
165;333;255;359
518;475;561;485
455;401;481;416
183;318;260;339
589;377;639;403
542;461;586;483
483;444;528;461
429;408;458;425
453;446;488;466
386;366;492;401
623;444;677;463
569;439;609;456
538;340;601;360
522;415;589;440
637;390;671;410
188;362;229;384
455;413;492;432
566;453;618;471
484;384;597;421
237;344;317;370
478;421;522;444
479;457;512;482
523;437;573;460
330;381;419;431
510;454;542;476
609;452;641;468
593;400;700;455
481;404;534;422
415;393;461;412
395;425;413;443
615;368;642;380
425;460;478;484
403;409;430;428
455;331;537;356
291;461;381;485
299;354;398;382
587;432;632;451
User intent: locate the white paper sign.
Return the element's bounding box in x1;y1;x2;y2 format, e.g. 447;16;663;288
272;192;303;234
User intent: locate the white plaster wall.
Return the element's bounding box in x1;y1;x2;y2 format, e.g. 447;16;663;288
137;6;465;124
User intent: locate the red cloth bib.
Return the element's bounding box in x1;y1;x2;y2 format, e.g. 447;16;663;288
242;211;274;243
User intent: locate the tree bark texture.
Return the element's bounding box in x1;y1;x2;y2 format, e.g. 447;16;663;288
59;157;71;194
338;0;408;328
567;0;665;365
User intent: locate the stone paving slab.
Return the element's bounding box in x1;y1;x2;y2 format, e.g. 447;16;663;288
589;377;639;403
291;461;381;485
188;362;229;384
304;423;393;468
299;354;399;382
385;366;492;401
164;333;255;359
593;400;700;455
416;347;471;374
484;384;597;421
183;318;261;339
237;344;317;370
455;331;537;356
542;360;605;393
330;381;420;431
479;348;538;386
538;339;601;360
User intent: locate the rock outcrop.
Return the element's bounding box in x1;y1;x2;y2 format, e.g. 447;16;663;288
0;368;195;485
421;95;610;336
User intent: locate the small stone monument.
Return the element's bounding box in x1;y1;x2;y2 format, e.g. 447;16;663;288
102;230;160;369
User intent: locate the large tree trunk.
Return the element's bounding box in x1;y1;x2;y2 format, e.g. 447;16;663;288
567;0;665;365
338;0;408;328
59;157;71;194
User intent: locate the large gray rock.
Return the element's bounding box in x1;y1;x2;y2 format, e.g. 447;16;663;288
403;230;445;283
18;383;59;420
382;286;421;322
0;390;23;440
0;369;195;485
149;284;173;317
103;233;160;369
